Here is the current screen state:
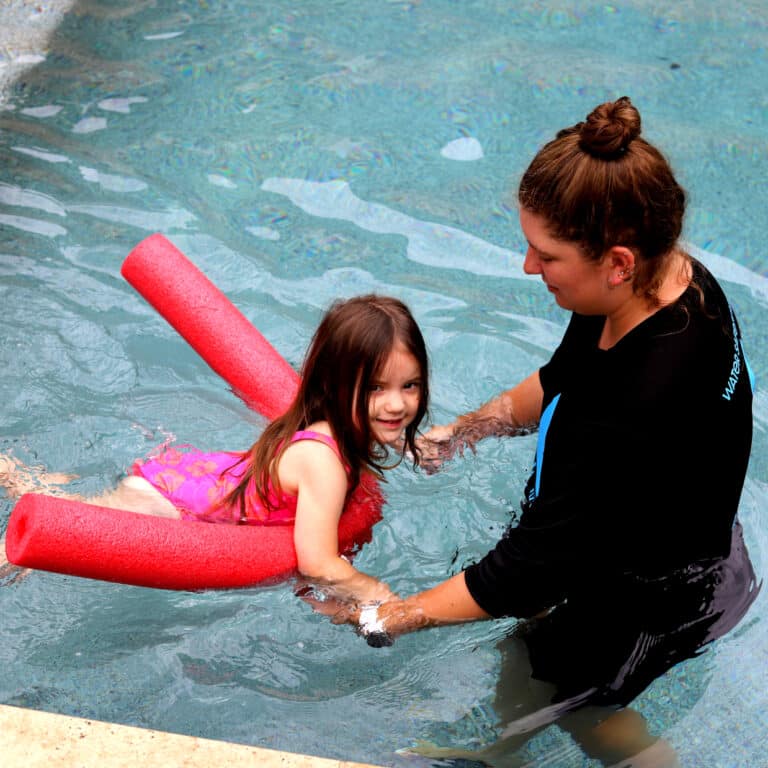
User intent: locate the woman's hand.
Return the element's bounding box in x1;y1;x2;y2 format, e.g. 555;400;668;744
417;423;481;474
301;572;490;648
416;374;544;475
416;424;462;474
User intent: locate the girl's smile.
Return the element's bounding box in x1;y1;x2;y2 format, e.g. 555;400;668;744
368;341;422;445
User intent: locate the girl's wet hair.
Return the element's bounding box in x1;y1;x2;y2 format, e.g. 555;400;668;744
226;295;429;515
518;96;687;303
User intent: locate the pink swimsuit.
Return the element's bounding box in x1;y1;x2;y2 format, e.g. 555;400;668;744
131;430;344;525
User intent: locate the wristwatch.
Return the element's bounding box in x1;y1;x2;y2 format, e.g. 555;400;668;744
357;603;394;647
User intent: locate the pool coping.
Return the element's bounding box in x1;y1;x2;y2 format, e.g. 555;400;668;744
0;0;77;100
1;704;384;767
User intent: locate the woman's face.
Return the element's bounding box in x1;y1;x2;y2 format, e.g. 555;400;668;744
520;208;615;315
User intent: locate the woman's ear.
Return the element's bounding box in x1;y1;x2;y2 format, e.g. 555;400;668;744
606;246;636;287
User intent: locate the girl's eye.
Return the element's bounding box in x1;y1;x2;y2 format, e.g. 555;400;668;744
404;381;420;390
369;384;383;392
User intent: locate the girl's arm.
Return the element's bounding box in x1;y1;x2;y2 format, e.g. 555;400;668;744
287;440;395;605
419;370;543;467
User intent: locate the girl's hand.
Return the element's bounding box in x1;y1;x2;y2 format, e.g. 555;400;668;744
300;594;396;647
298;591;359;625
293;566;397;607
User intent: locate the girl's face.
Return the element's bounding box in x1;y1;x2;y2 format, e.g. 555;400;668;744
520;208;615;315
367;340;423;445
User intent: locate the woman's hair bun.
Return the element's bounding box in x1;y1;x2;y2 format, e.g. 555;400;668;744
578;96;641;158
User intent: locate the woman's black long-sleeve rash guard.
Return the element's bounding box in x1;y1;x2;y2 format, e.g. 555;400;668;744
464;260;754;622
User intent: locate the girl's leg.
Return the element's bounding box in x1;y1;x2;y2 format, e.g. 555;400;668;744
0;453;78;499
1;452;179;517
1;452;80;580
0;559;27;584
88;475;180;518
2;454;180;582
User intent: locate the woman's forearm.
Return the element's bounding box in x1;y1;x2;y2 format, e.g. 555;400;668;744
458;371;542;437
306;570;492;645
372;572;491;636
428;371;542;447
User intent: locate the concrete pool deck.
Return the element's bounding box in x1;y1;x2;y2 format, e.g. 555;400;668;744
0;2;384;766
0;0;76;100
0;704;383;768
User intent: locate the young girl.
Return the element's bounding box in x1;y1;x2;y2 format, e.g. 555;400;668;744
1;294;429;603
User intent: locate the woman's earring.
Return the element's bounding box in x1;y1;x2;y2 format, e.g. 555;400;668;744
619;268;635;282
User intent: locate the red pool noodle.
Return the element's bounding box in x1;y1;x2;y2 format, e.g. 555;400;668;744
5;234;383;589
5;476;382;590
121;233;299;420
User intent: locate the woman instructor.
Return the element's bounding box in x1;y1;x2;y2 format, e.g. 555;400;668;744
319;97;758;766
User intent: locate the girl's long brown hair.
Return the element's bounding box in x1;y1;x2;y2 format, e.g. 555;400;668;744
224;294;429;519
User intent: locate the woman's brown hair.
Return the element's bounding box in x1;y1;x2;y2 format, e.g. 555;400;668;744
224;295;429;518
518;96;687;303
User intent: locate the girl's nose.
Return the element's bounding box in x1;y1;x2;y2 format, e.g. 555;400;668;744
384;389;405;413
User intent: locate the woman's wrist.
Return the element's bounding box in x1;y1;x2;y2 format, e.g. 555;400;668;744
455;400;530;441
356;602;394;647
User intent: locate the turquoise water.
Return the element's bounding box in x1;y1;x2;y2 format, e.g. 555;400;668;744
1;1;766;765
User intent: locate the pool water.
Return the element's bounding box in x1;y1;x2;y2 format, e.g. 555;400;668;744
1;1;766;765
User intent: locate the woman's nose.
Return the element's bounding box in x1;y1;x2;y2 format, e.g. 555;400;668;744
523;247;541;275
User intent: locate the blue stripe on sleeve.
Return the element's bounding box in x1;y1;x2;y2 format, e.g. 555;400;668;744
534;393;560;499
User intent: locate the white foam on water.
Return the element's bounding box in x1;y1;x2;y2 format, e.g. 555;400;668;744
20;104;63;118
97;97;148;114
144;31;185;41
11;146;71;163
79;167;148;193
207;174;238;189
246;226;280;241
0;212;67;238
72;116;107;134
440;136;484;161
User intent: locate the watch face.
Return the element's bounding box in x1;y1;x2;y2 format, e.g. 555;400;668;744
365;630;394;648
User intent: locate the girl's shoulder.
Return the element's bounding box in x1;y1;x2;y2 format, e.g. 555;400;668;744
277;422;348;496
290;421;339;451
291;422;337;446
